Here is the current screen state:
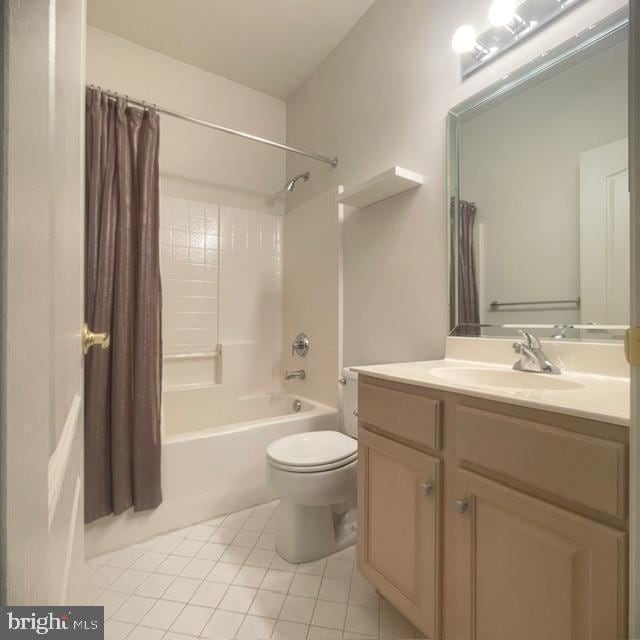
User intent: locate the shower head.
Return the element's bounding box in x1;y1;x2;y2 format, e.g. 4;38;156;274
285;172;310;192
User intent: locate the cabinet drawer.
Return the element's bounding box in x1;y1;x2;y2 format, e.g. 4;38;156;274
359;381;442;450
456;406;627;519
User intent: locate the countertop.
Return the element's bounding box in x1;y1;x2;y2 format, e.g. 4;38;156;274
352;358;630;427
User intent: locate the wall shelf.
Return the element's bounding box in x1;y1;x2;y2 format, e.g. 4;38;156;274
337;166;423;208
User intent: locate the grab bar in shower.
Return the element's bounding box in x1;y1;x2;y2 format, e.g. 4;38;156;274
163;346;221;361
489;297;581;311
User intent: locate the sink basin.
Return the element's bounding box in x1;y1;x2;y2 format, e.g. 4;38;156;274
428;367;585;391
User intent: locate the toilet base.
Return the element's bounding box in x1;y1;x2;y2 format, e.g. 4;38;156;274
275;500;357;563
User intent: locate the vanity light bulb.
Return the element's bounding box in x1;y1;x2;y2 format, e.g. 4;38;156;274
451;25;478;54
488;0;517;27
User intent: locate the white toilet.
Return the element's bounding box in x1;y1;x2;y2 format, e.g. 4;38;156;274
266;369;358;563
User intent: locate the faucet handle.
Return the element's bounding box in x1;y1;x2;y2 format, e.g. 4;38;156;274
518;329;541;350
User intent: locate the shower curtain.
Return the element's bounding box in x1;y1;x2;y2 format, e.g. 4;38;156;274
455;198;480;334
84;88;163;523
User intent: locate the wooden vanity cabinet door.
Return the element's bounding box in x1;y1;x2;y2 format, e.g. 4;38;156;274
357;427;441;638
453;470;627;640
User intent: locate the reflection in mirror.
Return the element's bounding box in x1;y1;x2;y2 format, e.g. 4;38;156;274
449;17;629;341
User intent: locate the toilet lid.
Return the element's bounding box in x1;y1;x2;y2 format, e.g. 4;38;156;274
267;431;357;468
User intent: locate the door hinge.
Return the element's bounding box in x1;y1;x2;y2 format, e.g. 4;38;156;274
625;327;640;365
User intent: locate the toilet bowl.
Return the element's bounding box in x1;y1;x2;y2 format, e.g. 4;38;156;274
266;368;359;563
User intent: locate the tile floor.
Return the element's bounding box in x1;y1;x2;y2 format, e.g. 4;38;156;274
84;501;424;640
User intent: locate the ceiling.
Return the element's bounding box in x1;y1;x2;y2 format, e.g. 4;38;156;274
87;0;375;100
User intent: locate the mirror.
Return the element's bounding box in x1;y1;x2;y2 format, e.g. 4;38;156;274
448;13;629;341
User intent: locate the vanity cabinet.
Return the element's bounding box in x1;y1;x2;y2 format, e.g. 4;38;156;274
356;375;629;640
357;428;441;638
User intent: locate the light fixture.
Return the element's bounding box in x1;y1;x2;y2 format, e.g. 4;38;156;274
489;0;517;27
451;25;478;54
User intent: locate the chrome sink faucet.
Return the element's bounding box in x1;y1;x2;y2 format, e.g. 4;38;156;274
512;330;561;374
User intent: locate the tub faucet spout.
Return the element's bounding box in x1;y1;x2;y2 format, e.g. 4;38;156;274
285;369;306;380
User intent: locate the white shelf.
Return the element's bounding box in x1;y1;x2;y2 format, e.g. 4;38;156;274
337;166;423;208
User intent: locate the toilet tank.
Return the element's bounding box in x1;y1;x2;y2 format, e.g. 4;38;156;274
342;368;359;438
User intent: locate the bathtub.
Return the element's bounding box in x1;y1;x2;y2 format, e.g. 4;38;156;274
85;391;337;556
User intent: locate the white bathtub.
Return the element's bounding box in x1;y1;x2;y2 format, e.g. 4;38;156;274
85;391;337;556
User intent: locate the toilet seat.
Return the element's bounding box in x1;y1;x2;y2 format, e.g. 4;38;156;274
267;431;357;474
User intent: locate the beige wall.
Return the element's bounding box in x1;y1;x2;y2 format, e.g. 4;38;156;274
460;39;628;325
285;0;627;367
283;190;342;408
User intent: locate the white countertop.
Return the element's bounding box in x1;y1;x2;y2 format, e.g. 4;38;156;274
352;357;630;427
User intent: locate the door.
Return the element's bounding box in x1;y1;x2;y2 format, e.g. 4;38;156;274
454;469;627;640
580;138;630;325
2;0;86;603
357;427;441;638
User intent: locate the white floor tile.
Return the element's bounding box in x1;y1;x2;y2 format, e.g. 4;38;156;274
255;533;275;551
272;619;309;640
219;545;251;565
156;555;191;576
200;609;244;639
342;632;378;639
139;599;185;630
92;551;117;565
189;580;228;608
324;554;354;581
252;503;277;519
187;525;217;542
104;620;134;640
203;515;227;527
295;558;326;577
260;570;293;594
124;625;165;640
233;566;267;588
232;530;260;548
198;543;228;562
223;512;250;529
94;590;128;619
247;590;285;619
206;562;242;584
163;576;202;603
348;577;379;610
279;595;316;625
180;558;217;580
269;555;297;573
131;552;168;573
169;604;215;636
172;540;205;558
311;601;347;630
131;539;157;553
289;574;321;599
149;536;182;555
86;565;125;590
109;570;151;595
108;548;146;569
344;605;378;637
171;525;196;538
163;633;199;640
209;528;238;545
241;517;269;532
307;626;342;640
110;595;156;625
135;573;173;598
218;585;257;614
235;615;276;640
319;577;350;604
84;561;103;581
245;549;276;568
83;585;104;605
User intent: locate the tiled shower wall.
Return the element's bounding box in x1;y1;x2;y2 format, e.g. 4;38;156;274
160;195;283;397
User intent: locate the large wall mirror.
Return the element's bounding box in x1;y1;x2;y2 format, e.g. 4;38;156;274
448;10;629;342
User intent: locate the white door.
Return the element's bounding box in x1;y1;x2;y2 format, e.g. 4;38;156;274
579;138;630;325
3;0;86;603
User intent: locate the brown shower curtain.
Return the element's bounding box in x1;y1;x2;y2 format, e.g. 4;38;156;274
455;198;480;334
84;88;163;524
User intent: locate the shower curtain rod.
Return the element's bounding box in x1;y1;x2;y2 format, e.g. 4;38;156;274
87;84;338;167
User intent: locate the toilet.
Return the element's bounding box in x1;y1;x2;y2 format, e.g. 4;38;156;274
266;368;358;563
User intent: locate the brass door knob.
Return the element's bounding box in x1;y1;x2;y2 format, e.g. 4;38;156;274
82;323;111;355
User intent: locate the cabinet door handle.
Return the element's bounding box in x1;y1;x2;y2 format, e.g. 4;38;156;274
418;482;433;496
455;498;469;513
